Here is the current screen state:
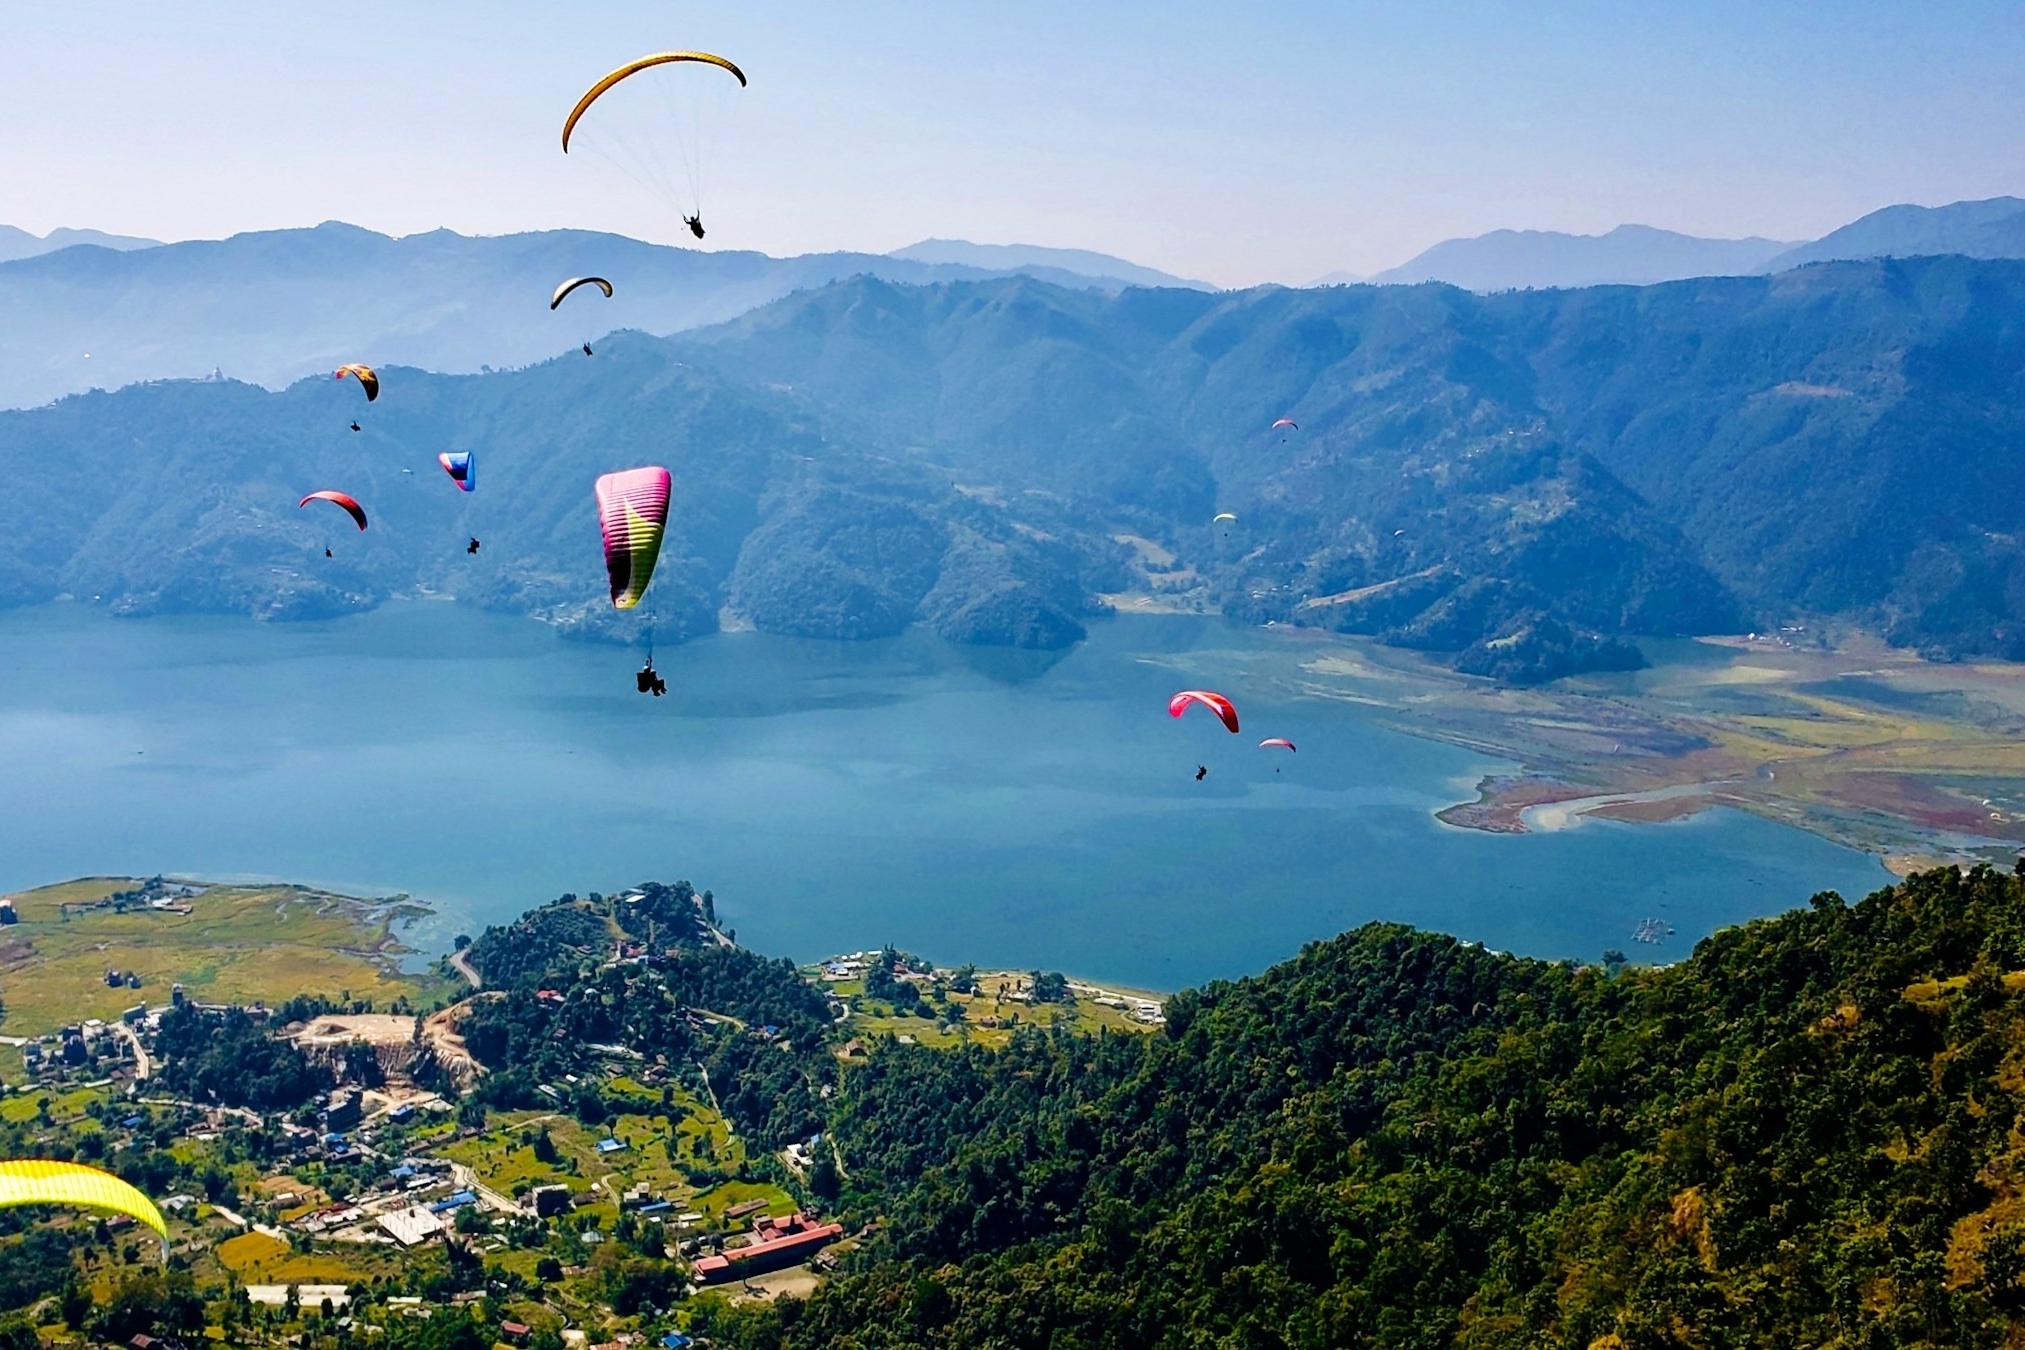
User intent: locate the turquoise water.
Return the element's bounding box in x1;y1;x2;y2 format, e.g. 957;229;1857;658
0;603;1891;989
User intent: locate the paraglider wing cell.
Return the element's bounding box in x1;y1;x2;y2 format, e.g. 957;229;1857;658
1259;738;1296;752
334;364;380;401
438;451;476;492
595;466;672;610
299;491;368;530
562;51;747;152
1168;690;1240;734
0;1160;167;1240
551;276;615;310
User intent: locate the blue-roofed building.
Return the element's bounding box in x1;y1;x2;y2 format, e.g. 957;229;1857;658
661;1335;692;1349
121;1115;143;1129
595;1137;628;1154
429;1190;478;1214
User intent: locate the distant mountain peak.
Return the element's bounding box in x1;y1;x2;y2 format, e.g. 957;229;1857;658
1369;224;1795;292
887;238;1215;291
1759;196;2025;272
0;225;160;264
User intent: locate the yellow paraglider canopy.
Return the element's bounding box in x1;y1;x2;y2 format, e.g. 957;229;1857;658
0;1160;168;1240
562;52;748;153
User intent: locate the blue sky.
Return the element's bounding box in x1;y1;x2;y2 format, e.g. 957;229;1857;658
3;1;2021;285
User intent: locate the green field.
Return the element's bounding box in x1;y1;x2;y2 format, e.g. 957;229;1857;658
834;970;1164;1051
0;877;457;1037
441;1092;790;1224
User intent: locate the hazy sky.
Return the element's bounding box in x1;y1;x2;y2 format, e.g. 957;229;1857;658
3;1;2021;286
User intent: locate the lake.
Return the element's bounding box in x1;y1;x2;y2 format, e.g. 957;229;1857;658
0;602;1891;989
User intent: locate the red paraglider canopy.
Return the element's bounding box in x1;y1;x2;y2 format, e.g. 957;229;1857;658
299;491;368;530
1260;737;1296;752
1169;690;1240;734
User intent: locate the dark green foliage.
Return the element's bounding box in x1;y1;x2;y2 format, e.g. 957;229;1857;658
1026;971;1071;1004
0;1230;75;1315
92;1269;204;1342
707;866;2025;1348
153;1005;326;1111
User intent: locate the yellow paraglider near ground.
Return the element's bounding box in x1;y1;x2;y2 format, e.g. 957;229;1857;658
0;1159;168;1241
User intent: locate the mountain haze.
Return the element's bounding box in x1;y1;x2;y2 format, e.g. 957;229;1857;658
1762;196;2025;272
1368;223;1794;291
0;222;1198;412
887;238;1213;290
0;224;160;264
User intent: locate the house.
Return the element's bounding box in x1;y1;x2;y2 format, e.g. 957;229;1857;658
691;1212;845;1283
528;1184;573;1218
323;1090;361;1133
376;1205;444;1246
500;1322;531;1342
595;1137;627;1154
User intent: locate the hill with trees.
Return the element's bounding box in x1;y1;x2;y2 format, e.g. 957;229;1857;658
695;863;2025;1348
4;254;2025;673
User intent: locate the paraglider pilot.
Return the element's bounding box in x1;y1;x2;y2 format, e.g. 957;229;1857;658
684;215;705;240
583;343;594;356
636;661;667;697
1195;765;1208;782
467;538;481;555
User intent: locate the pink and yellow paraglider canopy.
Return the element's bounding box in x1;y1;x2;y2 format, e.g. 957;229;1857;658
595;466;672;610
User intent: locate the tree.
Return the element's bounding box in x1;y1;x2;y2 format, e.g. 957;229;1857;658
1028;970;1071;1004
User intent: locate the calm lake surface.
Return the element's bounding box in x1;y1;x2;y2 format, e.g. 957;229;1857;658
0;602;1890;989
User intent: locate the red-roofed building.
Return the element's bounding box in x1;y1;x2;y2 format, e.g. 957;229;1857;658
691;1213;843;1283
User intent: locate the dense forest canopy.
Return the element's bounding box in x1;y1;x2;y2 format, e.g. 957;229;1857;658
683;864;2025;1348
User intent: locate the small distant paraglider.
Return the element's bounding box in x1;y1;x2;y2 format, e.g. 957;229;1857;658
1213;512;1237;526
336;364;377;431
1169;690;1240;734
552;276;614;310
439;451;476;492
1272;418;1297;431
553;277;614;355
299;490;368;531
334;364;379;401
1260;738;1295;752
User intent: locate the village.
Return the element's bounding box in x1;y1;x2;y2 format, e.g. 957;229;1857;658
0;877;1170;1347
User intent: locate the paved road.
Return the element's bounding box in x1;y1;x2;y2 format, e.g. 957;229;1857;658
113;1021;150;1080
448;949;482;990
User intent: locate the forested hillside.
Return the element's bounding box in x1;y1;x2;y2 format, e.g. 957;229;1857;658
699;864;2025;1348
6;254;2025;674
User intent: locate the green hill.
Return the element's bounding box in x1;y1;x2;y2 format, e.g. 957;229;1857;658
700;864;2025;1348
7;255;2025;675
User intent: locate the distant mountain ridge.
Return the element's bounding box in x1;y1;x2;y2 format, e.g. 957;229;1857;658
1761;196;2025;271
0;222;1200;411
1349;196;2025;293
1368;223;1794;291
887;238;1214;290
11;255;2023;677
0;224;159;264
